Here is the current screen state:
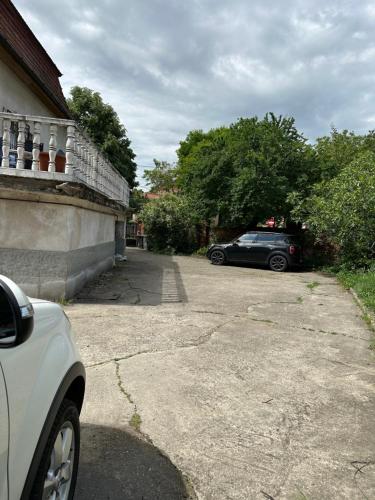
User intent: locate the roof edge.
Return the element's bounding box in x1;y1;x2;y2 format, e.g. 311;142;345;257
4;0;62;76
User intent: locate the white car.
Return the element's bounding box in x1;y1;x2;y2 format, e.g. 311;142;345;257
0;275;85;500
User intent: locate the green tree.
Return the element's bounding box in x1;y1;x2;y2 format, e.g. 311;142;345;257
177;126;233;223
292;151;375;266
139;194;197;253
176;114;317;227
129;188;147;213
314;128;365;180
143;159;177;193
67;86;137;187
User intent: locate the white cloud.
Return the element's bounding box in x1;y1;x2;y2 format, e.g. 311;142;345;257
11;0;375;185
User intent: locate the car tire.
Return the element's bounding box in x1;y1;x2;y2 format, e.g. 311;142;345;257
30;398;80;500
269;254;288;272
210;249;226;265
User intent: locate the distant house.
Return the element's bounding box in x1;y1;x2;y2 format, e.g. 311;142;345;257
0;0;130;299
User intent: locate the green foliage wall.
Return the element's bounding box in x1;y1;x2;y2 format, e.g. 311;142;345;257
293;151;375;266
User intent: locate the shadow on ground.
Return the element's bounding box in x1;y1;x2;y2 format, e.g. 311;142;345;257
75;248;188;306
76;423;191;500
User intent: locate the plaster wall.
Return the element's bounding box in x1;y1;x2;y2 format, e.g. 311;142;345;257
0;59;53;116
0;60;67;152
0;198;117;299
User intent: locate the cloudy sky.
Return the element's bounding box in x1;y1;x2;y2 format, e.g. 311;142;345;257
13;0;375;185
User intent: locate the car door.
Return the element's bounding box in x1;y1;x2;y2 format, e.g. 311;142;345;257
227;233;258;262
0;365;8;500
249;233;278;263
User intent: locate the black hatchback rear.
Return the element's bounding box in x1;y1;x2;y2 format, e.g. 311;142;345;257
207;231;303;271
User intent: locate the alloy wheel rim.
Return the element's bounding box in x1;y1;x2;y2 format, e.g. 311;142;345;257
211;250;224;264
43;421;75;500
271;256;286;270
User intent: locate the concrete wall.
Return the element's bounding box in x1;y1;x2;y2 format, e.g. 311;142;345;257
0;198;118;299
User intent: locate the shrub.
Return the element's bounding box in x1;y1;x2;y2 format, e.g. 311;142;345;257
293;151;375;267
139;195;197;253
194;246;209;256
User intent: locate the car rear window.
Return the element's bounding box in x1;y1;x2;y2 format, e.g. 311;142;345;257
277;235;301;245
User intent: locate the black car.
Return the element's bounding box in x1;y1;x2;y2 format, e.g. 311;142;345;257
206;231;302;272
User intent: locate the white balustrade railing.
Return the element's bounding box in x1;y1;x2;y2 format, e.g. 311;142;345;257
0;112;130;206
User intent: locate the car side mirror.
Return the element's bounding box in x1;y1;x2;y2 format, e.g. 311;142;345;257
0;275;34;348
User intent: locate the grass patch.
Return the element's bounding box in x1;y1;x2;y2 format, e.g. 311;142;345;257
336;269;375;314
334;268;375;350
55;296;72;306
306;281;320;290
129;412;142;432
297;296;304;304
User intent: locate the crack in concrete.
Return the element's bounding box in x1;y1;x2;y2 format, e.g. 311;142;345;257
86;319;237;369
114;359;135;407
300;326;369;342
114;359;198;499
85;311;369;372
181;320;234;347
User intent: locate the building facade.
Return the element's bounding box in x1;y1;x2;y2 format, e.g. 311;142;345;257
0;0;129;299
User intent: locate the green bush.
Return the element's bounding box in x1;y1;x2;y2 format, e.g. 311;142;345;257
139;195;197;253
293;151;375;267
194;246;209;256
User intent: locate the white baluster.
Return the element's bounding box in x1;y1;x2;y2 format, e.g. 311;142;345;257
1;118;10;168
16;120;25;169
48;124;57;172
93;152;99;189
32;121;41;171
75;132;82;180
65;125;75;175
82;140;88;183
99;158;104;193
88;145;94;186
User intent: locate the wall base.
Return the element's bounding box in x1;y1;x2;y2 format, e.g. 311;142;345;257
0;242;115;299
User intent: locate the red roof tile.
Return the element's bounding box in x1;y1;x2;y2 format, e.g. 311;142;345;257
0;0;70;117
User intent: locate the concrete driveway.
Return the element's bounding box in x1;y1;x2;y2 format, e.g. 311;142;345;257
66;248;375;500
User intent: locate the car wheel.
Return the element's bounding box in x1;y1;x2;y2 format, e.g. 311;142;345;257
30;399;80;500
269;254;288;272
210;249;226;265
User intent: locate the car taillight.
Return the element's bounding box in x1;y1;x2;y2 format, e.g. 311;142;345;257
289;245;296;255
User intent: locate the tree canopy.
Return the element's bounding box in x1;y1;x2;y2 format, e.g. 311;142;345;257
143;159;177;193
292;151;375;266
67;86;137;188
176;113;317;227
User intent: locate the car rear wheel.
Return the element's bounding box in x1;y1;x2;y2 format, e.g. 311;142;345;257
30;399;80;500
269;254;288;272
210;249;226;265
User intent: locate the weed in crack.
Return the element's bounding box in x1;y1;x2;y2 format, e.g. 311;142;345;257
307;281;320;290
